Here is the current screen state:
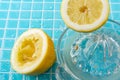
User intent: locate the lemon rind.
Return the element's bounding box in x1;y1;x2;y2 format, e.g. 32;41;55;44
61;0;110;32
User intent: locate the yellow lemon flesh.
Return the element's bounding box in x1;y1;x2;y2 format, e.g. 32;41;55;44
11;29;56;75
61;0;110;32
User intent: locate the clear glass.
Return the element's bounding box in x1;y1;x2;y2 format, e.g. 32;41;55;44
56;19;120;80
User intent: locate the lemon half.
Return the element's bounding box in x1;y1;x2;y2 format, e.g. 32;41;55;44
11;29;56;75
61;0;110;32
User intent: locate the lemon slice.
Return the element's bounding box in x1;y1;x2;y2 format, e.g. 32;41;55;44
11;29;56;75
61;0;110;32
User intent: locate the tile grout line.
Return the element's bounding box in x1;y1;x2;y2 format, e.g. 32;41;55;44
0;18;62;20
0;1;61;3
40;0;44;30
12;0;23;79
0;1;119;4
15;0;22;42
0;10;60;11
0;72;56;74
0;34;63;41
35;0;45;79
0;0;12;79
0;0;2;57
50;0;56;80
9;0;22;79
3;0;12;80
0;28;64;30
29;0;34;29
21;0;26;79
0;0;119;80
109;0;115;30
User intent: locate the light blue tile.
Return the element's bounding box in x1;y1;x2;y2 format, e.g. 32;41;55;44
33;0;43;2
33;3;43;10
45;67;52;73
55;3;60;10
32;11;42;19
44;3;54;10
0;73;9;80
23;0;32;1
20;11;30;19
112;13;120;20
117;30;120;35
0;50;2;60
31;20;41;28
3;39;14;49
52;74;56;80
55;0;62;2
7;20;18;28
19;20;29;28
104;22;113;29
109;13;112;19
17;29;27;37
43;20;53;28
22;3;31;10
11;67;16;73
24;75;37;80
0;61;10;72
52;62;58;73
38;74;50;80
0;20;6;28
111;4;120;11
54;20;62;29
110;0;120;3
1;50;11;60
1;0;10;1
54;30;62;39
11;3;20;10
0;39;2;48
0;11;8;19
44;29;53;38
11;73;23;80
44;0;53;2
12;0;21;1
0;0;119;80
0;3;9;10
54;39;58;48
5;29;16;38
55;11;61;19
112;22;120;29
9;11;19;19
43;11;53;19
0;30;4;38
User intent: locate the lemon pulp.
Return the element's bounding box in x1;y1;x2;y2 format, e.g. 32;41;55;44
61;0;110;32
11;29;56;75
17;35;42;67
67;0;103;24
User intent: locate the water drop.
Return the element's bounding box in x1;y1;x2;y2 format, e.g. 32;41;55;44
79;64;82;68
107;71;111;75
